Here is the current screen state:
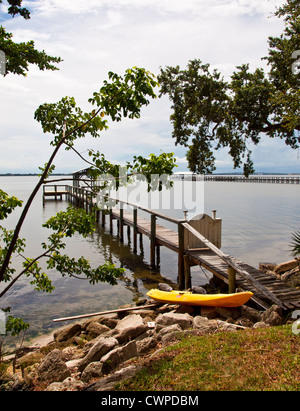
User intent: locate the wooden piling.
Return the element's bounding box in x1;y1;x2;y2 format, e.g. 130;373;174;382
133;208;137;253
150;214;156;268
228;266;236;293
178;223;185;290
184;254;191;289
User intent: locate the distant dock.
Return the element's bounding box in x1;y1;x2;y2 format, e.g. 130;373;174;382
42;185;68;204
172;174;300;184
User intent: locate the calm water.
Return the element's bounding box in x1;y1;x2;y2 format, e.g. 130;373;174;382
0;175;299;340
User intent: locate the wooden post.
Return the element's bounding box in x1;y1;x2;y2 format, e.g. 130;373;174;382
109;209;113;233
184;254;191;289
178;223;185;290
119;208;124;243
133;208;137;253
101;210;106;227
228;266;236;293
156;245;160;269
150;214;156;269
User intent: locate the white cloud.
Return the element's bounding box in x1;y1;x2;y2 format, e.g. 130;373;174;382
0;0;292;174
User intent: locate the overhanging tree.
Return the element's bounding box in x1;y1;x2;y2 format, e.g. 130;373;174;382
0;67;176;340
158;0;300;176
0;0;62;76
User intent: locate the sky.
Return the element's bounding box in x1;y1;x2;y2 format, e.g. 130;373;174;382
0;0;299;175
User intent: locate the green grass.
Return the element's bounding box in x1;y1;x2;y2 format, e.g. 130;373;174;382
117;325;300;391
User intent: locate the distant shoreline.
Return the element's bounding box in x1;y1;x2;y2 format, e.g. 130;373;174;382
0;172;300;177
0;173;71;176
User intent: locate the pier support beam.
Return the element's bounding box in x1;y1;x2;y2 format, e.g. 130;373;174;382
228;267;236;293
150;214;156;269
133;208;137;253
184;254;191;289
178;223;185;290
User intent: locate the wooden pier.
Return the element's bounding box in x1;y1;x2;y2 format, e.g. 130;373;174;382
43;185;68;204
44;184;300;311
173;174;300;184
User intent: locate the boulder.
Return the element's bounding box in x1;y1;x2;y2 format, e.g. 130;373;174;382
240;305;262;323
136;336;158;355
85;365;142;391
45;377;85;391
215;306;241;320
81;362;104;383
274;259;299;274
54;324;82;343
101;340;138;374
253;321;269;329
99;314;119;329
113;314;147;344
193;316;219;333
86;322;110;339
78;337;118;372
37;349;71;383
155;312;193;331
159;323;182;338
261;305;283;326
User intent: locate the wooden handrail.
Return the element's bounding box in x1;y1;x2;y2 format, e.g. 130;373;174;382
96;192;185;225
182;222;284;308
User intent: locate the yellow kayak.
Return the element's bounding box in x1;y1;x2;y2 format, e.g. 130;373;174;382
146;289;253;308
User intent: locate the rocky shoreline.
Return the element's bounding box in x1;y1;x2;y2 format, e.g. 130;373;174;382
1;294;286;392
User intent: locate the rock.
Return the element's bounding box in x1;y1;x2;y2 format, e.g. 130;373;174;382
155;312;193;331
253;322;269;329
236;317;254;328
113;314;148;344
86;322;110;339
54;324;82;343
191;285;207;294
159;323;182;337
101;340;138;375
161;331;183;345
240;305;262;323
200;306;219;319
81;362;104;383
45;377;85;391
215;320;246;331
136;336;158;355
193;316;219;333
78;337;118;372
282;270;300;288
37;349;71;383
99;314;119;329
86;364;143;391
274;259;299;274
261;305;283;326
17;351;44;369
158;283;173;291
215;306;241;320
